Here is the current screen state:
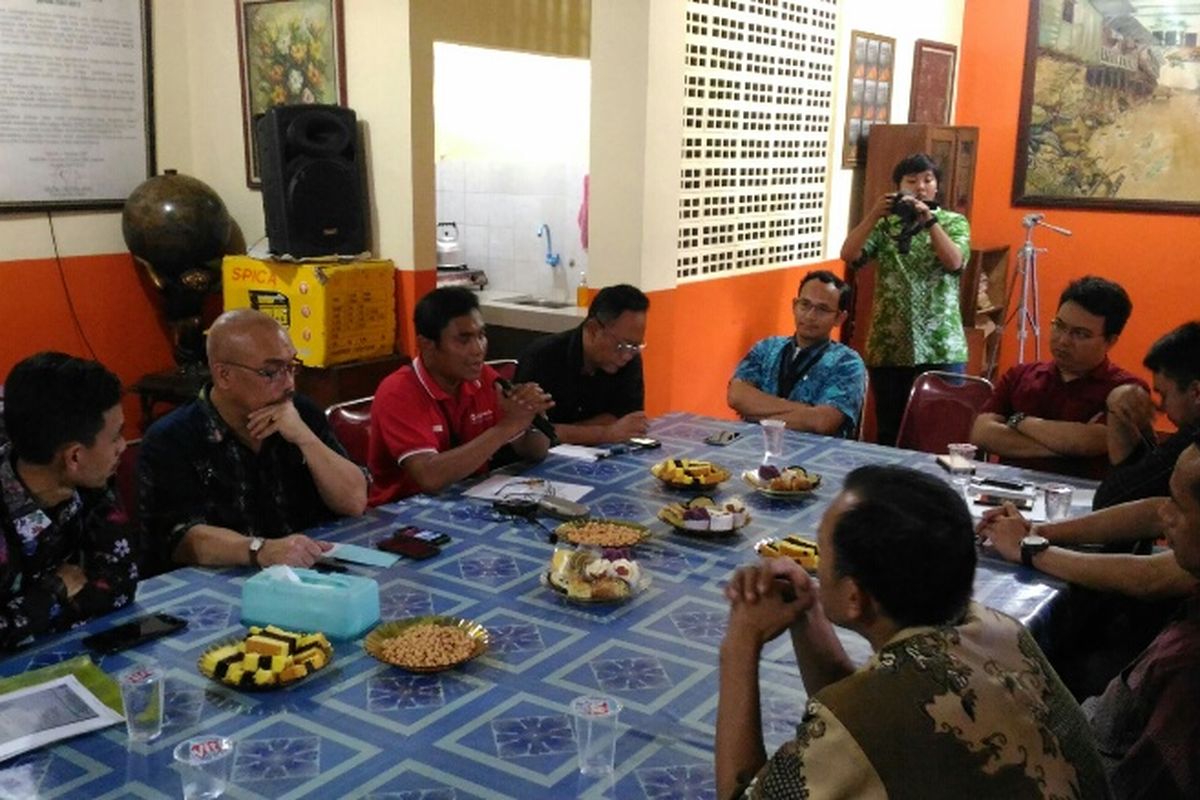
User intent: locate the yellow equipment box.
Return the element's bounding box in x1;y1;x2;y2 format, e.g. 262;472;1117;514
222;256;396;367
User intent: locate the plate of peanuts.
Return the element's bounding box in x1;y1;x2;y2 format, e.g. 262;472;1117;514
364;616;489;673
553;518;650;548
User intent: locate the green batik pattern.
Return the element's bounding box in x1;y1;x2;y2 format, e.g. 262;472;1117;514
862;208;971;367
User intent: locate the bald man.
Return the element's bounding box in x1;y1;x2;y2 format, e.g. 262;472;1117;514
138;310;367;571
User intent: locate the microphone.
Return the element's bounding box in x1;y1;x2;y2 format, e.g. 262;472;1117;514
494;377;558;444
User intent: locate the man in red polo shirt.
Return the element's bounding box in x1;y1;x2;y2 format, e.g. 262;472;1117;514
971;275;1147;478
368;287;554;504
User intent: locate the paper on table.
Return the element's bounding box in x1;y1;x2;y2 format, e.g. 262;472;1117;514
325;543;400;568
0;674;124;761
549;444;608;462
463;474;593;503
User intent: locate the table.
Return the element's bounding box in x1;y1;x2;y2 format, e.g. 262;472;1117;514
0;413;1094;799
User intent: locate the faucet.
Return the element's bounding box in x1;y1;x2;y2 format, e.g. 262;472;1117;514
536;224;561;267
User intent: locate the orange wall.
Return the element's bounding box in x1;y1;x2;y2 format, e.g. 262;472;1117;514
0;253;176;433
958;0;1199;384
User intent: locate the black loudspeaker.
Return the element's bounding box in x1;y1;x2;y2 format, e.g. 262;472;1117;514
257;104;368;257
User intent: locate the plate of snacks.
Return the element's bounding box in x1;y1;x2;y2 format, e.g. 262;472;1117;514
365;616;489;673
554;518;650;548
198;625;332;691
658;496;750;536
755;536;820;572
650;458;731;490
742;465;822;498
545;547;649;603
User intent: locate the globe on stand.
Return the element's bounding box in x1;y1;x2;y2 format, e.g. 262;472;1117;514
122;170;232;369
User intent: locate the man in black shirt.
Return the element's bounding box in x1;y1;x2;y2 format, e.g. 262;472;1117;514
139;309;367;571
515;284;649;445
1097;321;1200;510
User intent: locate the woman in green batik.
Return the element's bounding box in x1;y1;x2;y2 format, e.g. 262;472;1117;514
840;153;971;446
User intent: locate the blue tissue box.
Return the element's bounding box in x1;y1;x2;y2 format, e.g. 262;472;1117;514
241;568;380;640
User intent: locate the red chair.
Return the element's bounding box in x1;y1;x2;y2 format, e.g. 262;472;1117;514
486;359;518;382
326;396;373;466
895;370;994;454
115;438;140;523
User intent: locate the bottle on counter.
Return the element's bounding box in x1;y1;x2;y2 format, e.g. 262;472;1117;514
576;271;589;308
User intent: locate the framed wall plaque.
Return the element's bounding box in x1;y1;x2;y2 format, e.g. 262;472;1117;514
909;39;956;125
842;30;895;168
0;0;154;211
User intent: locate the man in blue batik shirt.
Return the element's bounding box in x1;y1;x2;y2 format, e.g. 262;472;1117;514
728;270;867;438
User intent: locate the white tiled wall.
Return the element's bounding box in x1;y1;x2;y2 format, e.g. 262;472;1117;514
437;158;589;301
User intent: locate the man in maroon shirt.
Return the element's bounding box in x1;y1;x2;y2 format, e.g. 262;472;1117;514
971;276;1146;478
368;287;553;504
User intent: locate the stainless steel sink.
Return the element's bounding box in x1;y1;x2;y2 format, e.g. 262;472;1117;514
507;296;574;309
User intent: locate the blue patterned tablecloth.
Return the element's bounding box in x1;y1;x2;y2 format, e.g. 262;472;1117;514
0;413;1092;799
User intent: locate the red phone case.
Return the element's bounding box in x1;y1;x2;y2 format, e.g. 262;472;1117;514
377;534;440;560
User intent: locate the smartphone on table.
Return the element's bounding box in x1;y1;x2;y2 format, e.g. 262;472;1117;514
628;437;662;450
82;612;188;654
395;525;451;545
377;530;441;560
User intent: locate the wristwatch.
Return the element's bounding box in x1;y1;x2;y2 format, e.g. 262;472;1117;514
248;536;265;568
923;216;938;230
1006;412;1027;430
1020;533;1050;568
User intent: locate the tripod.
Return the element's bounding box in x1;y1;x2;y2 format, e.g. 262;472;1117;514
1003;213;1072;364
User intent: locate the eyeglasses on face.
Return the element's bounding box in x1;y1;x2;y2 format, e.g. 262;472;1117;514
1049;318;1102;342
601;325;647;355
223;358;303;382
795;298;838;317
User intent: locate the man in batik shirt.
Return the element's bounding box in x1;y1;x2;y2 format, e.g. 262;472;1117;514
716;465;1109;799
728;270;866;438
1;353;138;650
139;309;367;572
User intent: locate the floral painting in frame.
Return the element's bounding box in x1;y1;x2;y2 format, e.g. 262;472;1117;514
236;0;347;188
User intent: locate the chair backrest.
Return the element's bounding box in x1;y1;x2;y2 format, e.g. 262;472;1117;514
486;359;518;382
325;396;373;466
856;370;871;442
895;370;994;454
115;438;140;523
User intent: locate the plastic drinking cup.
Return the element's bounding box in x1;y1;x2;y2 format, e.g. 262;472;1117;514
570;695;621;777
760;419;786;461
946;442;978;473
118;663;164;742
1044;484;1073;521
173;736;234;800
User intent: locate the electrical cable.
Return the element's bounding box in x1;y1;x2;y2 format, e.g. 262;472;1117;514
46;211;99;359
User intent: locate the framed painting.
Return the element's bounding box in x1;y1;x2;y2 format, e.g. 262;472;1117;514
1013;0;1200;212
236;0;347;188
842;30;895;168
909;39;956;125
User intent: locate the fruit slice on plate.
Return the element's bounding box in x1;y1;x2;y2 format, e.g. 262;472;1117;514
742;464;822;495
198;625;333;691
651;458;732;488
546;547;650;603
658;496;750;535
755;536;820;572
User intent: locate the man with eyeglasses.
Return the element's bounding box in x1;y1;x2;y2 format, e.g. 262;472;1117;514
514;284;651;445
139;309;368;572
369;287;554;503
972;276;1147;478
727;271;866;438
